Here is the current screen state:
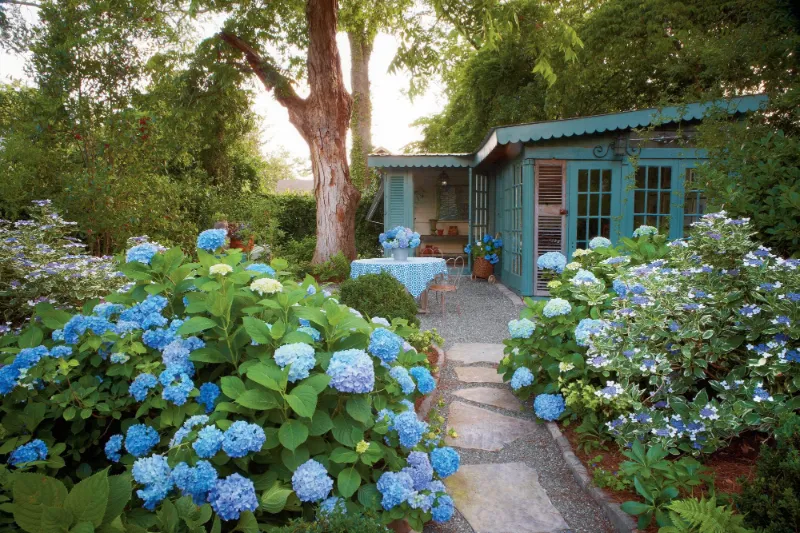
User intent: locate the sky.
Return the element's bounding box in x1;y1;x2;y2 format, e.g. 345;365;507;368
0;6;446;179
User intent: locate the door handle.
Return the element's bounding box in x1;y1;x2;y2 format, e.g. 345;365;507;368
559;208;568;215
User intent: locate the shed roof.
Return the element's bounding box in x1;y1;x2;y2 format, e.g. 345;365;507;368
368;94;767;169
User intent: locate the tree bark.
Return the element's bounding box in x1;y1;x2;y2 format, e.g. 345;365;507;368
348;30;373;190
220;0;360;263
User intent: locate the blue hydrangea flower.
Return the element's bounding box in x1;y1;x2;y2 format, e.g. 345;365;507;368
222;421;266;458
588;236;612;249
48;345;73;359
427;480;446;494
197;229;227;251
320;496;346;515
197;382;220;413
208;473;258;521
292;459;333;502
8;439;48;466
368;328;403;364
402;451;433;490
377;471;415;510
407;492;434;512
162;373;194;406
129;373;158;401
543;298;571;318
0;365;21;395
274;343;317;383
169;415;209;447
510;367;534;391
534;394;565;421
430;447;460;478
125;424;159;457
389;366;416;395
126;243;160;264
612;279;628;297
142;319;183;351
246;263;275;276
508;318;536;339
574;318;606;347
432;494;454;522
571;269;599;285
391;410;428;448
162;340;195;377
326;349;375;393
409;366;435;395
132;455;173;510
93;302;125;319
633;225;658;237
298;326;322;342
172;460;218;505
537;252;567;273
105;434;124;462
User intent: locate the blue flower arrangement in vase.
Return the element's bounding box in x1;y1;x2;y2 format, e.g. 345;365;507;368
380;226;421;261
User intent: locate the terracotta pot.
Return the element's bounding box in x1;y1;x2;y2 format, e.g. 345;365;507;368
388;519;413;533
230;236;254;252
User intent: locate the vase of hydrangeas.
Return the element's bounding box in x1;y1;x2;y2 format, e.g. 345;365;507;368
380;226;421;261
465;234;503;279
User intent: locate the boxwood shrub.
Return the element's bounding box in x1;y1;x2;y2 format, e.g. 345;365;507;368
340;272;420;327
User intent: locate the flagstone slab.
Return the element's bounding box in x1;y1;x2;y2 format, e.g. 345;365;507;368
454;366;505;384
453;387;522;411
445;401;535;451
445;462;570;533
448;343;505;365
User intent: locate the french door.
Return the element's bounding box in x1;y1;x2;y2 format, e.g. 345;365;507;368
567;161;622;254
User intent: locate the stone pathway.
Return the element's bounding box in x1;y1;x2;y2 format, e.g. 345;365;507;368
423;342;613;533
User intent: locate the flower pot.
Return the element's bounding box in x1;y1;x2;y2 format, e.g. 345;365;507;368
392;248;410;261
472;256;494;279
230;236;254;253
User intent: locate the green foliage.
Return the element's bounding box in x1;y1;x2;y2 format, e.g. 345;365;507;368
0;242;451;529
735;415;800;532
268;511;390;533
406;328;444;354
659;497;753;533
589;456;631;492
697;90;800;257
340;272;420;327
312;253;351;283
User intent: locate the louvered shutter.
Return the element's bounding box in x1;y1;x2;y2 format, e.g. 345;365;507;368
534;161;566;296
385;174;409;230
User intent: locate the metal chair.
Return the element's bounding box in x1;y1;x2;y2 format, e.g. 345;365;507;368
428;256;465;315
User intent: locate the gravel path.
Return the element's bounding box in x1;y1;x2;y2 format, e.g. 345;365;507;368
419;284;613;533
418;279;522;348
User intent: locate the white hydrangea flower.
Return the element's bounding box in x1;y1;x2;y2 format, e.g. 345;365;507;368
250;277;283;295
209;264;233;276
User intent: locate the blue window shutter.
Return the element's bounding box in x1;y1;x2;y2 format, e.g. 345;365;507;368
384;174;409;229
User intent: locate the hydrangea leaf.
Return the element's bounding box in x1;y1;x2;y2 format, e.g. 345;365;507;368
13;473;68;508
242;317;272;345
278;420;308;451
102;475;131;525
63;468;109;527
235;389;280;410
260;483;293;514
280;445;310;471
246;363;285;392
220;376;246;400
329;447;358;464
41;506;74;532
302;374;332;394
337;468;361;498
345;397;372;425
308;411;333;436
176;317;218;336
357;483;380;510
285;385;317;418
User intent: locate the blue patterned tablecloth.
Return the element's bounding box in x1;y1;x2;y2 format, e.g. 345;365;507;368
350;257;447;298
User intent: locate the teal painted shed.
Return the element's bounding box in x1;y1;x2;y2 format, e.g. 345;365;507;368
368;95;767;297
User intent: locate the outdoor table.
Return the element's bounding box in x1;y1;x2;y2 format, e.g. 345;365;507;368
349;257;447;313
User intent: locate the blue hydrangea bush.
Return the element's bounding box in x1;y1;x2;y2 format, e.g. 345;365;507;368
0;232;458;532
501;213;800;455
0;200;127;324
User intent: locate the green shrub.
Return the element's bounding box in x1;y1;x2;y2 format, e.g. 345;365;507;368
276;235;318;278
406;328;444;354
340;272;420;327
0;237;456;531
660;497;752;533
269;512;390;533
312;252;351;282
0;202;127;324
735;415;800;532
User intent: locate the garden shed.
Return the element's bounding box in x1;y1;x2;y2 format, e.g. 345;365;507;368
368;95;767;297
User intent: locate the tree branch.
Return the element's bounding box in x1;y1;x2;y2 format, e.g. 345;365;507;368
217;31;305;111
1;0;41;7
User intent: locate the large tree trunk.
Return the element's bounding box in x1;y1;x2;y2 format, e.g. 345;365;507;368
220;0;360;263
348;30;373;190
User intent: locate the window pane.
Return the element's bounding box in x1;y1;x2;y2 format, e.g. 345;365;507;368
660;167;672;189
634;191;645;212
602;170;612;191
600;218;611;237
578;170;588;192
647;167;659;189
590;170;601;192
602;194;611;216
635;167;646;188
659;192;670;214
647;191;659;213
588;218;599;236
590;195;599;216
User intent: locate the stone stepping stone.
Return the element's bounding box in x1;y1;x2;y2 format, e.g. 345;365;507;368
448;343;505;365
444;462;570;533
445;401;535;451
454;366;504;384
453;387;522;411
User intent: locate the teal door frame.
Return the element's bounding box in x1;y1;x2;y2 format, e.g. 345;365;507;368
566;160;623;257
500;160;524;293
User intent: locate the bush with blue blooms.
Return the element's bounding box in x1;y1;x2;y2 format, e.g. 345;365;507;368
589;236;612;250
0;228;455;532
508;318;536;339
537;251;567;273
500;212;800;461
379;226;421;250
464;234;503;265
